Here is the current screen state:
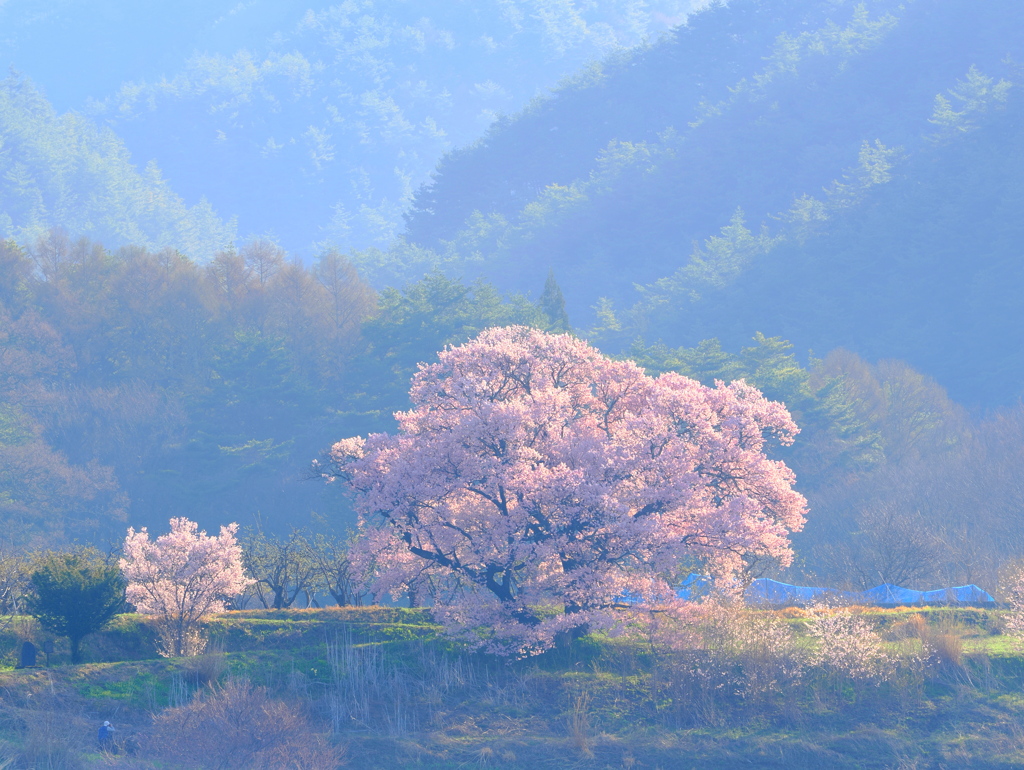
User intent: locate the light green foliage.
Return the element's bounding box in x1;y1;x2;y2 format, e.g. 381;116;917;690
25;548;125;663
0;76;235;259
370;273;541;347
739;333;813;404
818;352;964;466
929;65;1013;143
826;140;906;207
785;195;831;243
584;297;625;348
641;138;905;312
0;546;27;616
519;183;590;231
628;337;743;383
692;2;900;126
810;2;900;59
0;405;33;447
628;333;884;489
590;138;666;193
645;209;780;302
346;272;547;417
347;238;454;289
680;209;778;294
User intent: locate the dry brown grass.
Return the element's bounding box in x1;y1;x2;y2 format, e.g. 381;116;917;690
0;692;93;770
925;627;965;669
145;678;344;769
776;607;809;619
567;689;594;758
915;616;968;670
891;612;928;640
888;612;970;682
182;641;228;687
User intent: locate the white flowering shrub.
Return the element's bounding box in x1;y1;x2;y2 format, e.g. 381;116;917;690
805;606;892;684
1002;562;1024;638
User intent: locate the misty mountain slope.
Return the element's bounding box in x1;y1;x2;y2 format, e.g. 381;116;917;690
0;75;235;257
401;0;827;248
8;0;707;256
395;0;1023;306
643;88;1024;407
403;0;908;248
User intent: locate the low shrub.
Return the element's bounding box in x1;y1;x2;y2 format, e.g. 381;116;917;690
145;678;343;769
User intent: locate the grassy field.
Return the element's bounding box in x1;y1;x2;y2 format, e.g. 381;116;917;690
1;606;1024;768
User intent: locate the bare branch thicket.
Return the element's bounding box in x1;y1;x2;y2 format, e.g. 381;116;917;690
0;546;28;629
241;527;319;609
305;532;363;607
146;678;343;769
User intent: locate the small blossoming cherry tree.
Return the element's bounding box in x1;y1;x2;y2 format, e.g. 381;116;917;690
121;517;250;656
328;326;807;655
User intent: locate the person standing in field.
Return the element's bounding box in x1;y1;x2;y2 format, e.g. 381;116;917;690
97;720;115;751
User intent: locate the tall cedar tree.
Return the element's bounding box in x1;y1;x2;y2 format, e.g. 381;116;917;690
538;271;570;332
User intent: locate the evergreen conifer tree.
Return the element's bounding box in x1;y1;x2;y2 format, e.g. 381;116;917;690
26;549;125;663
538;270;570;332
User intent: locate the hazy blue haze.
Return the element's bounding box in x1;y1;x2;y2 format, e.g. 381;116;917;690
1;0;1023;582
1;0;707;257
390;0;1024;406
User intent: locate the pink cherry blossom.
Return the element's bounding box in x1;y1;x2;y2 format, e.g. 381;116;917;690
121;517;251;656
328;326;807;655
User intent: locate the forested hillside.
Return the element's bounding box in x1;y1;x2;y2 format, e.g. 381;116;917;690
6;5;1024;766
403;0;913;248
393;0;1024;406
0;75;234;258
1;0;708;255
0;232;546;547
640;91;1024;406
2;227;1020;592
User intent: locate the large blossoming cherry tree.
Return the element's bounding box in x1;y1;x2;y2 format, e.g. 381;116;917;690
329;326;807;654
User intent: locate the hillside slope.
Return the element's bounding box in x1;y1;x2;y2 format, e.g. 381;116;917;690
643;93;1024;406
0;76;234;258
392;0;1024;406
0;0;710;255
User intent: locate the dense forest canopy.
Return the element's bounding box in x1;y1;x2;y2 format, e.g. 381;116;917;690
0;232;550;547
0;75;235;257
2;228;1020;593
384;0;1024;406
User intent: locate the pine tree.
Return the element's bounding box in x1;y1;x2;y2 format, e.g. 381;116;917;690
26;549;125;663
538;270;570;332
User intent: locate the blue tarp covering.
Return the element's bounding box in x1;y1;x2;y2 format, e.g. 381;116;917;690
746;578;995;606
746;578;854;605
678;573;713;599
675;575;995;606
